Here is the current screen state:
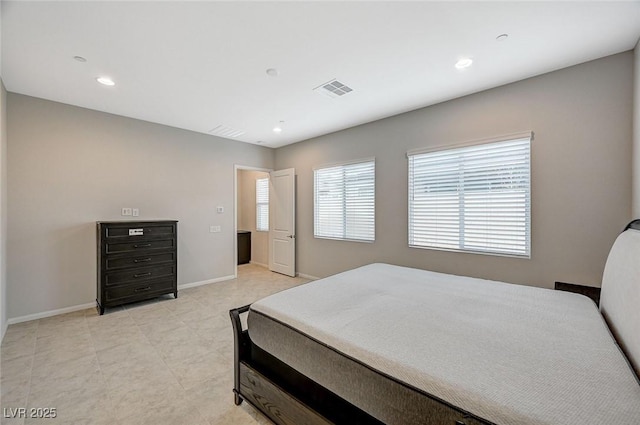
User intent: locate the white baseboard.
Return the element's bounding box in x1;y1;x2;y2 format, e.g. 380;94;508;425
297;272;320;280
8;302;96;325
177;274;235;290
7;275;237;325
249;261;269;269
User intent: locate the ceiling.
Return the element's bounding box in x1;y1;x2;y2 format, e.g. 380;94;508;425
2;1;640;148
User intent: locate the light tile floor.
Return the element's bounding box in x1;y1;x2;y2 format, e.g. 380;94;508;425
0;264;308;425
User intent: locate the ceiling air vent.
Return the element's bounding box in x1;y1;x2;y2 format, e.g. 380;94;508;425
313;79;354;98
208;125;245;138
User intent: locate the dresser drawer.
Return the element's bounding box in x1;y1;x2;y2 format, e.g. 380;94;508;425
105;264;176;286
105;252;176;271
104;224;176;239
104;279;175;303
105;238;175;254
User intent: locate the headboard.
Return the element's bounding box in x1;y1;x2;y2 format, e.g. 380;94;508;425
600;219;640;377
624;220;640;232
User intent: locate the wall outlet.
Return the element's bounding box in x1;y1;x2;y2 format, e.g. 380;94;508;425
216;206;224;213
121;208;132;216
209;225;221;233
132;208;139;217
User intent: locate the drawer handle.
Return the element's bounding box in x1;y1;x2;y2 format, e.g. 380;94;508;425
134;286;152;292
134;272;152;278
133;258;152;263
133;243;152;249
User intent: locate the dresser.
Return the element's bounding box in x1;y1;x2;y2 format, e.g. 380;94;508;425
96;220;178;315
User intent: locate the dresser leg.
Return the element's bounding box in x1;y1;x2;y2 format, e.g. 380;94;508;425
174;291;178;299
234;392;243;406
97;302;105;316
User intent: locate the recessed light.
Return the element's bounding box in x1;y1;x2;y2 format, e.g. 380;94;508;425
266;68;279;77
496;34;509;42
455;58;473;69
96;76;115;86
273;121;284;133
73;56;87;62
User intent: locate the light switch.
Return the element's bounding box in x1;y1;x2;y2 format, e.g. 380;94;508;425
121;208;132;216
216;206;224;213
210;225;221;233
132;208;139;217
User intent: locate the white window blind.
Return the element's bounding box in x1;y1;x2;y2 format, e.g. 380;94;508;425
408;136;531;257
314;160;375;242
256;177;269;232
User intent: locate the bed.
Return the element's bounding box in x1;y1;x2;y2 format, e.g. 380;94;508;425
229;221;640;425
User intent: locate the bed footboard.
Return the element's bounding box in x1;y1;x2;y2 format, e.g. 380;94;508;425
229;304;251;406
230;305;333;423
230;305;387;425
229;305;490;425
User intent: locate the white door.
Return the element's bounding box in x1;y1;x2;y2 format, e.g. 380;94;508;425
269;168;296;277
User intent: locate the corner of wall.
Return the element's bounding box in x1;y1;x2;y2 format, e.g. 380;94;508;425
1;79;8;342
633;39;640;219
0;1;6;341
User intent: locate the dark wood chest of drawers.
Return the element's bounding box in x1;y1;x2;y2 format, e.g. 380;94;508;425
96;220;178;314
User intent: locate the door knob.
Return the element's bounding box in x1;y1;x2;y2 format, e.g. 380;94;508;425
287;235;295;239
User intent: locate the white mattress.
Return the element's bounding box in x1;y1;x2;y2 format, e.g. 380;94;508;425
250;263;640;425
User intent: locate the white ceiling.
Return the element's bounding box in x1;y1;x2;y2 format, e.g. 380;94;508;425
2;1;640;148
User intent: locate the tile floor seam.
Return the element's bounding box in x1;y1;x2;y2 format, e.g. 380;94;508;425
87;313;122;425
93;351;128;424
115;312;209;425
20;320;38;424
137;309;188;392
97;333;164;423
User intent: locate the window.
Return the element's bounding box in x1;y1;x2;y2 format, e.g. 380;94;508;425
256;177;269;231
314;159;375;242
408;134;531;257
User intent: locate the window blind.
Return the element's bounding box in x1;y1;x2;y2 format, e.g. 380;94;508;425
408;136;531;257
314;160;375;242
256;177;269;231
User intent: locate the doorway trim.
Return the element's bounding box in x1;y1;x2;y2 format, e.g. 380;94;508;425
234;164;273;278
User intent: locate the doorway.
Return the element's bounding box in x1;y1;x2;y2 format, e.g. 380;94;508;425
235;166;271;276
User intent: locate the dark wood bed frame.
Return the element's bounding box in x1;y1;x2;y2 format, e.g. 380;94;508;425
230;305;491;425
229;305;384;425
229;220;640;425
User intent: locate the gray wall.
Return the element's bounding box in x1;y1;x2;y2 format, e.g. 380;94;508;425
7;94;274;319
237;169;270;267
633;40;640;218
275;52;634;288
4;51;635;321
1;81;7;338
